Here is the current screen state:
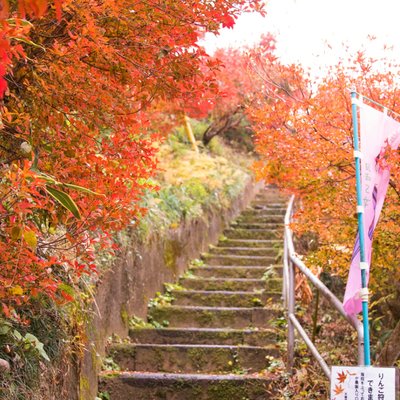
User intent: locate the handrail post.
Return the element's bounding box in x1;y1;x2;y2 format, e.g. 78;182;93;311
357;324;365;366
285;196;296;373
287;232;295;373
282;233;289;307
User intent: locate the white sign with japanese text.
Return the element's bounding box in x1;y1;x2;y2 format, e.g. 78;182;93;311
331;366;397;400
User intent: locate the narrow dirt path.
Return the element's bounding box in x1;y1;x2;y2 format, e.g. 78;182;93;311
99;187;287;399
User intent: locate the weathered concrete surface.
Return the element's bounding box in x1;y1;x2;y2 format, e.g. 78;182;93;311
178;277;282;292
79;177;262;400
108;342;279;373
99;372;277;400
99;188;287;399
128;327;277;346
172;289;280;307
148;305;280;329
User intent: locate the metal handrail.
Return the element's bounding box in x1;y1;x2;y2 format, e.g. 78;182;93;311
283;195;365;379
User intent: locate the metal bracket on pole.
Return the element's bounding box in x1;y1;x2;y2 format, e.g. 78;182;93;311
359;262;368;270
360;288;369;302
353;150;363;159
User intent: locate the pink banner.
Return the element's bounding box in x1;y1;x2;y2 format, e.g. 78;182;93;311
343;103;400;315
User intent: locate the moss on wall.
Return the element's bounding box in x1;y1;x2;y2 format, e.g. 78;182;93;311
163;239;182;274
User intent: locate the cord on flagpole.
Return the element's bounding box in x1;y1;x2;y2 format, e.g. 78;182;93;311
350;89;400;120
351;91;371;367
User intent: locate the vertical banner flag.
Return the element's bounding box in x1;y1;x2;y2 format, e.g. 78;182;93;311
343;102;400;315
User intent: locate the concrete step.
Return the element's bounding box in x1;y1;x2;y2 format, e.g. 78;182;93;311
219;239;281;248
236;215;285;225
252;202;286;209
235;218;284;226
239;215;285;223
179;277;279;292
99;372;276;400
232;217;284;225
252;195;288;207
237;205;286;214
254;189;285;199
209;246;279;257
243;202;287;211
190;265;283;279
107;343;279;374
171;290;281;307
201;254;277;266
252;191;286;198
223;228;283;240
254;192;285;200
251;200;286;207
149;306;280;329
241;207;286;215
192;266;269;279
128;328;278;346
230;223;284;232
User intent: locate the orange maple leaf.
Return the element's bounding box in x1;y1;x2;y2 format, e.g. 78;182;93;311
336;370;348;384
334;384;345;395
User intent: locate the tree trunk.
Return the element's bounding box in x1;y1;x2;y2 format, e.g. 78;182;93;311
202;107;243;146
377;319;400;366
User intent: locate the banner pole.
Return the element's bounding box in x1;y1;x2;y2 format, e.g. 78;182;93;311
350;91;371;366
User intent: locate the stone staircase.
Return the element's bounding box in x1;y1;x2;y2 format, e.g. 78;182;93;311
99;188;287;399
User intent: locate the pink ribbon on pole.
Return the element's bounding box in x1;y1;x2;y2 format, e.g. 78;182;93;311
343;102;400;315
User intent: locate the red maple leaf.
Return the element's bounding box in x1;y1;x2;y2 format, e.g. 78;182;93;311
221;14;235;28
336;370;348;384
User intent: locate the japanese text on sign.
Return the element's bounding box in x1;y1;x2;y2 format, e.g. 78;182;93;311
331;366;397;400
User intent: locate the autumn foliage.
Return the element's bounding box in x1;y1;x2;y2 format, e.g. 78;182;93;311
0;0;265;316
251;45;400;334
198;34;277;146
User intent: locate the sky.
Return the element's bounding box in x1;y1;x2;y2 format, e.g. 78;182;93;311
201;0;400;73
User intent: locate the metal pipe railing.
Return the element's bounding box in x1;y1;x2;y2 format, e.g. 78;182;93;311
283;195;364;379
